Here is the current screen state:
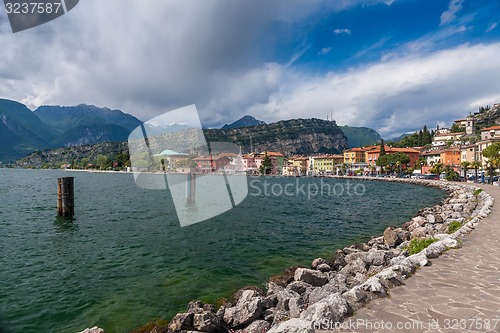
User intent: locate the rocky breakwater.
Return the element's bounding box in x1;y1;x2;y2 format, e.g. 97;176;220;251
78;179;494;333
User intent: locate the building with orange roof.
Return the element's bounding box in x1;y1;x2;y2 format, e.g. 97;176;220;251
343;147;367;165
440;149;461;168
365;145;420;169
283;156;310;176
309;154;344;175
477;126;500;167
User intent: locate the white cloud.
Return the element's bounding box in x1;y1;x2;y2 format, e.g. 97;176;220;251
486;22;498;33
246;43;500;138
319;47;332;55
1;0;499;140
333;28;351;35
440;0;464;26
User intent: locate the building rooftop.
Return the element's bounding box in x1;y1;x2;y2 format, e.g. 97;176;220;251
481;125;500;131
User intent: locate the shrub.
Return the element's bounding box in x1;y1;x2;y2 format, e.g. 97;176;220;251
447;221;462;234
406;238;437;255
473;188;483;196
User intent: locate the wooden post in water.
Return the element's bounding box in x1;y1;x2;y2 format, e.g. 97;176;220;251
185;172;196;203
57;177;74;216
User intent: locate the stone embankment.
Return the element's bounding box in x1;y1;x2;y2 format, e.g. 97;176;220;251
78;178;493;333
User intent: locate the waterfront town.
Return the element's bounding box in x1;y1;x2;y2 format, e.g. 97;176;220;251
144;108;500;183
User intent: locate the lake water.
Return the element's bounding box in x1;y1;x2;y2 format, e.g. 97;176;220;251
0;169;446;333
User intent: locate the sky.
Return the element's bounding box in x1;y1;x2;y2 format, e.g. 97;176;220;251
1;0;500;138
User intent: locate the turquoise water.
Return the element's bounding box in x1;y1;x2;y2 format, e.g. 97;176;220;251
0;169;446;333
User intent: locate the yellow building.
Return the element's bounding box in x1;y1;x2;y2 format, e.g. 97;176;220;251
343;148;366;164
311;154;343;174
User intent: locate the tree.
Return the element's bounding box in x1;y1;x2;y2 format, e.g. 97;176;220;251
417;130;423;146
259;152;273;175
96;154;108;170
415;157;427;170
379;139;386;157
470;161;481;183
422;125;432;145
482;143;500;184
460;161;470;181
430;162;444;176
376;152;410;175
444;165;459;181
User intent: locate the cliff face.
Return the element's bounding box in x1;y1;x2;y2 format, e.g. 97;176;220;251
204;118;348;156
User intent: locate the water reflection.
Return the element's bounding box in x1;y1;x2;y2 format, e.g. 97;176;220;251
54;216;78;233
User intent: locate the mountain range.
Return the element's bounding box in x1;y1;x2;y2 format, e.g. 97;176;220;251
1;98;383;162
0;99;141;161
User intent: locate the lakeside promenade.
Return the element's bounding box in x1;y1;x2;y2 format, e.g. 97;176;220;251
324;183;500;333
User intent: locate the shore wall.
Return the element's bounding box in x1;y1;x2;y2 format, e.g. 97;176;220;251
79;177;494;333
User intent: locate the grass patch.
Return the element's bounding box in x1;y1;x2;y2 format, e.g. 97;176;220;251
473;188;483;196
447;221;463;234
406;238;438;255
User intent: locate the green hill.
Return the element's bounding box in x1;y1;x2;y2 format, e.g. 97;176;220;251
340;126;382;148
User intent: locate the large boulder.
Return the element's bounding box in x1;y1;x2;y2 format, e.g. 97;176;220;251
383;227;409;247
300;293;349;323
193;311;224;332
223;290;263;328
168;313;194;332
267;318;314;333
294;268;328;287
286;281;312;295
243;320;271;333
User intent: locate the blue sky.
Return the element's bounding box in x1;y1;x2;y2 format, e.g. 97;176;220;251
1;0;500;138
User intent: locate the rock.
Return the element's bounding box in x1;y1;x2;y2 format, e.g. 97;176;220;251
317;263;332;272
187;300;205;314
365;249;387;266
366;265;384;277
275;288;300;311
168;313;194;332
286;281;312;295
368;236;384;247
383;227;408;247
441;238;459;249
243;320;271;333
78;328;105;333
288;297;304;318
294;268;328;287
339;257;367;276
330;250;346;271
267;318;314;333
311;258;327;269
262;294;278;309
426;214;436;224
223;290;263;328
424;241;446;259
308;282;343;305
410;227;428;239
344;251;368;264
271;310;289;327
413;216;427;226
360;277;387;298
406;251;429;267
193;311;223;333
346;272;367;288
342;286;367;311
300;293;349;323
376;268;403;288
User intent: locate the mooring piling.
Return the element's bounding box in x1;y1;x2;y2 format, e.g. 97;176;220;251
57;177;74;216
185;172;196;203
